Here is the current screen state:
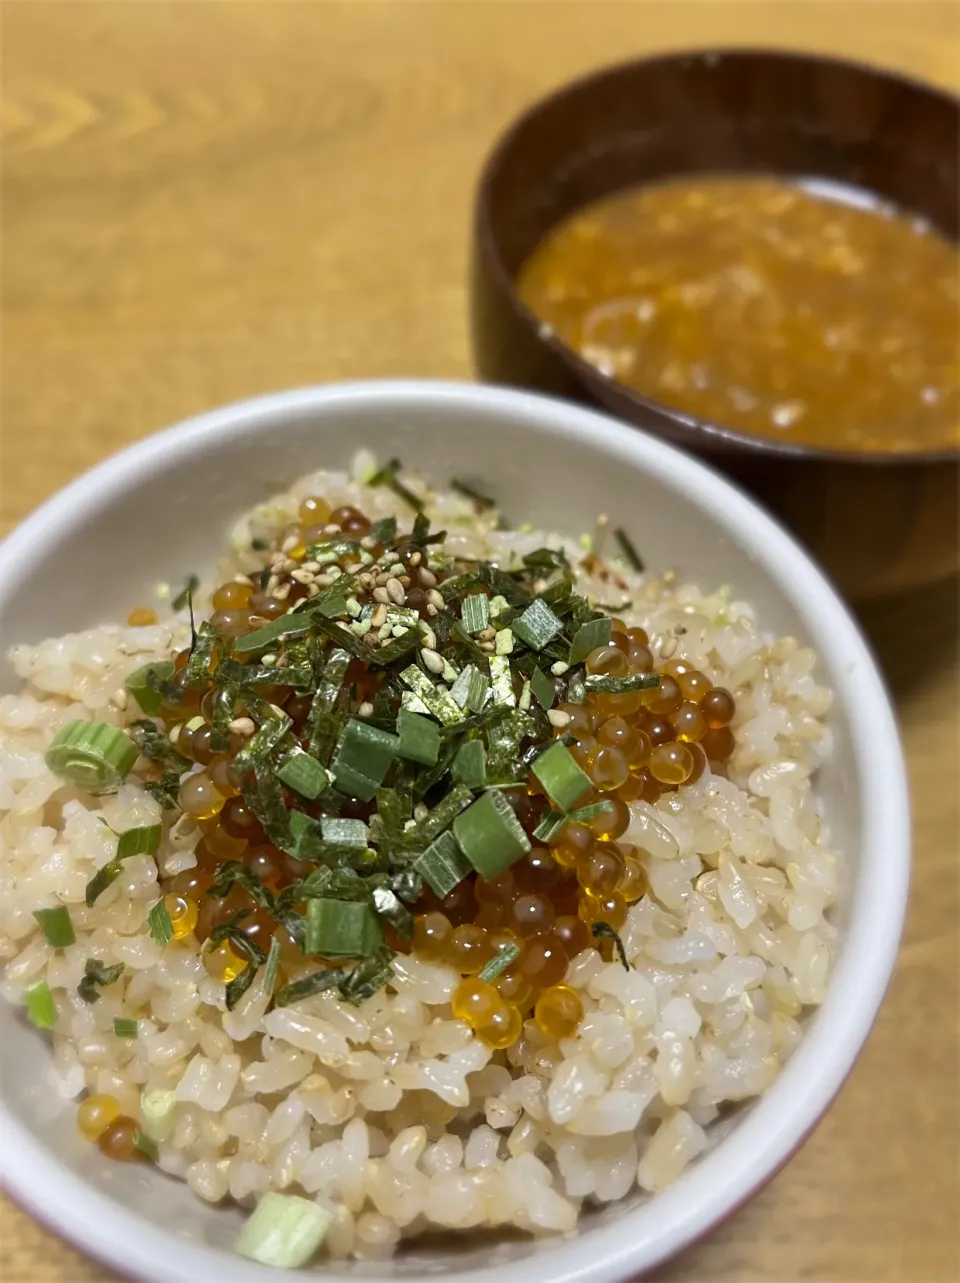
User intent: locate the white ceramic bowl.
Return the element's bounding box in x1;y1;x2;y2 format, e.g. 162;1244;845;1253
0;382;909;1283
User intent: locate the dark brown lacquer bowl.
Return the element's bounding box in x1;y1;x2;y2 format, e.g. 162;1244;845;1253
471;49;960;600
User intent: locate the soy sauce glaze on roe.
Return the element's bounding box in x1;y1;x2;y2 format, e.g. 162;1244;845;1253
129;491;736;1064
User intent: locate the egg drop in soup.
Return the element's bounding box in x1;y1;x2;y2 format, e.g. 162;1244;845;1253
517;176;960;453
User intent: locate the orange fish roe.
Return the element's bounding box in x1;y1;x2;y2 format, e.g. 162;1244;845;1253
126;606;158;627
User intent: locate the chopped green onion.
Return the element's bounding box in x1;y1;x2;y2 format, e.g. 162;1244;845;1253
450;478;496;509
148;899;173;946
478;941;520;983
262;937;282;995
522;546;570;574
330;719;399;801
531;741;593;811
24;980;57;1029
399;665;464;725
274;967;346;1007
396;709;441;766
370;515;398;545
233;614;313;654
84;860;123;906
171;575;200;612
305;898;382;957
466;668;490;713
78;958;125;1004
277;747;328;799
452;739;486;788
304;539;363;566
319;817;369;847
45;721;139;794
371;885;414;941
584;673;660;694
235;1191;334;1269
453;790;530;879
413;831;473;898
592;922;629;970
566;669;586;703
532;799;610;843
140;1087;176;1140
33;906;75;949
461;594;489;634
569;617;612;665
512;598;563;651
368;626;421;668
116;824;163;859
133;1128;159;1163
367;458;424;511
113;1018;138;1038
530;666;556;710
613;527;645;572
124;661;176;716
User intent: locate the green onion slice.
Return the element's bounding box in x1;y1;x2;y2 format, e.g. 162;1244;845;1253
235;1192;334;1269
396;709;441;766
592;922;629;970
114;1018;138;1038
148;899;173;946
569;617;612;665
461;594;489;635
124;661;176;716
478;940;520;983
117;824;163;859
277;747;328;800
330;719;399;802
453;789;530;880
171;575;200;612
305;898;382;958
78;958;125;1004
319;817;369;847
367;458;423;512
24;980;57;1029
512;598;563;651
262;937;282;995
452;739;486;789
530;740;593;811
613;527;645;572
413;830;473;898
33;906;75;949
45;721;138;794
530;666;556;710
232;614;312;654
450;478;496;509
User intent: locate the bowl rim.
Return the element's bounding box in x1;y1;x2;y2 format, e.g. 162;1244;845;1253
0;380;911;1283
473;45;960;468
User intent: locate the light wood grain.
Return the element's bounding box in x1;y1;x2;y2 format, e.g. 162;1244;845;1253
2;4;957;1282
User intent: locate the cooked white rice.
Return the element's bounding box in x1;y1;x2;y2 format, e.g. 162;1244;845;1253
0;460;838;1261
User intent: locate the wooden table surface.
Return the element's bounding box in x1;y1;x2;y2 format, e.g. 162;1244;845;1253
2;3;957;1281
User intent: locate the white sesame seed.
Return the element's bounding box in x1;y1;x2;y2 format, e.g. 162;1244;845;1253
307;584;320;597
323;523;340;535
371;603;388;628
389;563;405;576
281;534;299;553
301;561;321;574
413;803;429;822
420;628;437;650
358;701;374;717
418;567;437;587
168;724;183;746
478;641;495;653
372;586;390;605
421;648;445;674
358;573;374;588
233;574;254;586
363;631;380;648
375;572;391;587
315;574;334;588
478;627;496;641
274;583;292;601
110;688;128;711
426;588;444;610
386;578;405;605
266;576;281;596
399;575;411;588
409;551;422;566
228;717;255;736
291;569;315;584
659;636;679;659
261;654;277;667
425;603;438;617
547;709;572;728
551;661;570;676
360;535;377;550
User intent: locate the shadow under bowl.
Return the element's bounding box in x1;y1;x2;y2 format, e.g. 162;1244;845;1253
471;47;960;601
